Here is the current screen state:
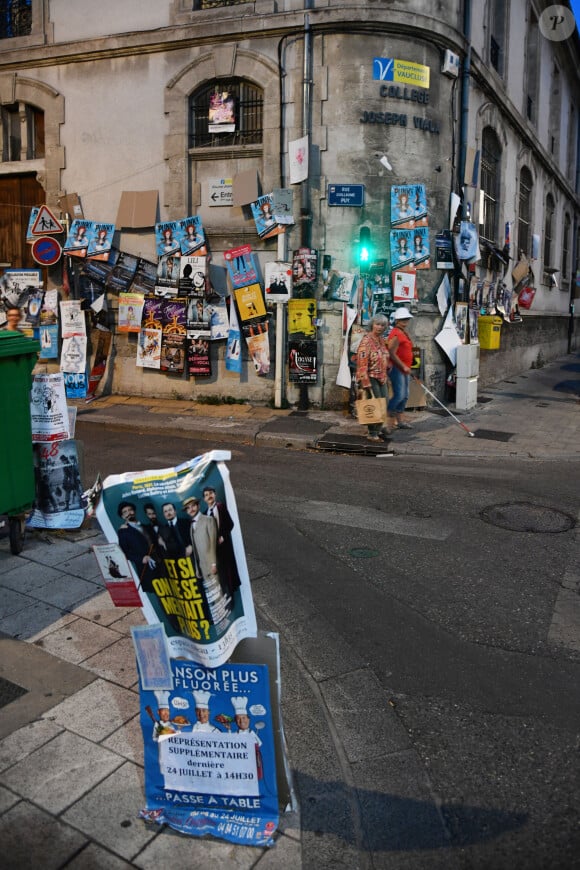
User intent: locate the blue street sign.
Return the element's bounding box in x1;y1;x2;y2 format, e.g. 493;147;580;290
328;184;365;207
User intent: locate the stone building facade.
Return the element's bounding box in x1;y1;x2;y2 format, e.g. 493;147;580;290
0;0;578;405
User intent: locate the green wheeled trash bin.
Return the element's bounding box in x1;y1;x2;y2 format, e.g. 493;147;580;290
0;331;41;553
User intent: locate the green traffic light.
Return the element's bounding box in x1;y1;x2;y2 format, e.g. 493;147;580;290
358;226;372;268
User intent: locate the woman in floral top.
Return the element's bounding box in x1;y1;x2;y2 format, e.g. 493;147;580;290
356;314;391;441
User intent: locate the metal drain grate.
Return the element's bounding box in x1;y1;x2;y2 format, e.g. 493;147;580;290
0;676;27;709
473;429;514;442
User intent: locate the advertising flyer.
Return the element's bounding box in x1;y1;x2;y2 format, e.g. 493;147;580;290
136;656;279;847
30;372;70;443
390;184;428;229
179;256;207;296
264;261;292;302
161;298;187;374
233;283;267;327
136;328;162;370
287;298;317;338
118;293;145;334
63;371;88;399
225;302;242;374
86;223;115;259
178;216;207;256
61;334;87;374
27;439;85;529
243;323;270;376
96;450;257;667
412;226;430;268
37;324;59;360
224;245;259;289
250;195;284;240
188;338;211;377
63;219;91;257
389;229;416;272
60;299;86;337
155;221;182;257
288;340;317;384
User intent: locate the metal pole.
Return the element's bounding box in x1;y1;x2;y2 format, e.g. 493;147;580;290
274;231;287;408
458;0;472;217
298;5;313;411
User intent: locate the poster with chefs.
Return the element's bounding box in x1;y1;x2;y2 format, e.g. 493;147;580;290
134;641;279;847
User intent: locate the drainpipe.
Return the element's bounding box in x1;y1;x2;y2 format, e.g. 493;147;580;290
300;6;313;248
458;0;472;218
298;2;313;410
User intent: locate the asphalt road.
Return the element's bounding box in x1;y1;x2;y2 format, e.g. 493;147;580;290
78;422;580;869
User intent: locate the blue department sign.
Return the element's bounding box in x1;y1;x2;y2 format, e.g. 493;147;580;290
328;184;365;207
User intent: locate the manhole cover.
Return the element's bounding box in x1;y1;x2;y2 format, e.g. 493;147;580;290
481;502;576;534
349;548;380;558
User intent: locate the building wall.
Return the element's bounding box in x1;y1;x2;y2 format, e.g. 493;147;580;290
0;0;578;407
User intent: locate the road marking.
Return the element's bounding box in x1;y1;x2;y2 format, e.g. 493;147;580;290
548;512;580;652
242;494;451;540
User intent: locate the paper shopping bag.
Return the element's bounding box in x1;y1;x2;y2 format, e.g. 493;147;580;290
355;393;386;426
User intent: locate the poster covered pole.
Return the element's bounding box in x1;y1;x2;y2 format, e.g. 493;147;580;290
274;231;287;408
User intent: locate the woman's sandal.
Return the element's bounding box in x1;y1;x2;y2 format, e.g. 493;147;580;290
366;435;381;442
397;422;413;429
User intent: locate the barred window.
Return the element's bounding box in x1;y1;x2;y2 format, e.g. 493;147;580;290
489;0;508;76
189;79;263;149
480;128;501;242
517;167;533;258
543;194;555;268
562;213;571;281
1;102;44;161
525;11;539;125
0;0;32;39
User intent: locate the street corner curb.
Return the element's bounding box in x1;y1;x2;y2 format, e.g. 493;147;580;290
390;443;444;457
254;431;316;450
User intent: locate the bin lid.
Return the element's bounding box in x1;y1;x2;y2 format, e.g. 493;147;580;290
0;331;41;358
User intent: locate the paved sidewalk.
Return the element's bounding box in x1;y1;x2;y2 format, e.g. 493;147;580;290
0;354;578;868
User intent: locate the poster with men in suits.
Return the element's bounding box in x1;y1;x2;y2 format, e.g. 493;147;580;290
95;449;256;668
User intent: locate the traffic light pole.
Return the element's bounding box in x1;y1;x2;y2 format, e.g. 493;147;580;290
297;7;313;412
274;231;287;409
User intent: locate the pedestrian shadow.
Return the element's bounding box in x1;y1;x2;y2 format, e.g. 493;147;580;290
293;771;526;852
553;379;580;396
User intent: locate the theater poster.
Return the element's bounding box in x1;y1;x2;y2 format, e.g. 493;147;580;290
95;450;257;668
136;653;279;847
288;339;317;384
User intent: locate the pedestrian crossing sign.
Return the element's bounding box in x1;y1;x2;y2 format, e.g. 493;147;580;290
31;205;65;235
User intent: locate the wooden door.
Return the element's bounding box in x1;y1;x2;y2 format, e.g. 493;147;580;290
0;173;45;269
